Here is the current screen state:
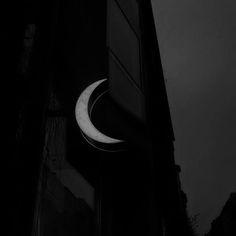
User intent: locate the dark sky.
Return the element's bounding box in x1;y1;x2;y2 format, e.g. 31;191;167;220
151;0;236;235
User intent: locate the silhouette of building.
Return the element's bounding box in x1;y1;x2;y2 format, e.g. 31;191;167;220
205;193;236;236
11;0;190;235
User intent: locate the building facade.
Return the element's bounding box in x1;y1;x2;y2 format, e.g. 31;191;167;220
12;0;186;235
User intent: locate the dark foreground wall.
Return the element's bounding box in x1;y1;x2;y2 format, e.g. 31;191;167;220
11;1;184;235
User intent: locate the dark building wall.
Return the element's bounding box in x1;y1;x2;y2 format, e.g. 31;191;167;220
50;2;160;235
11;1;184;235
11;1;61;235
52;0;108;185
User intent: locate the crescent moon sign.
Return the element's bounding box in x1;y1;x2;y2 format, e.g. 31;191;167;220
75;79;124;146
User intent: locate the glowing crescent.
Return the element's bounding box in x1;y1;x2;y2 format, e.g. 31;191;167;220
75;79;123;146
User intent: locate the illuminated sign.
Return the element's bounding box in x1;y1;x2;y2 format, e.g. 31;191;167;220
75;79;124;151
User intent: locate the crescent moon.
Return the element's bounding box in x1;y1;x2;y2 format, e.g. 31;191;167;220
75;79;124;148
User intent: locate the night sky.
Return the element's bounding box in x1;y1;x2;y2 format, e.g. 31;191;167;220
151;0;236;235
